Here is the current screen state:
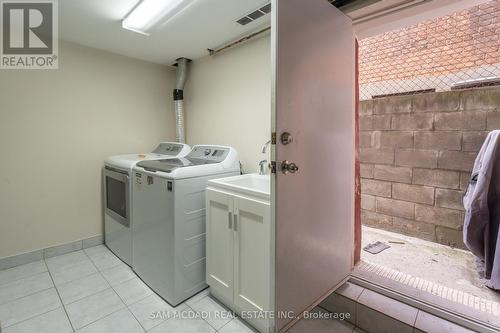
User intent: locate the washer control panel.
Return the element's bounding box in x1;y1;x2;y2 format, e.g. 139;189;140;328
188;146;229;162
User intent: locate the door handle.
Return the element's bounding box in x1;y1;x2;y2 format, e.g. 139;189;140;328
281;160;299;174
233;214;238;231
280;132;293;145
228;212;232;229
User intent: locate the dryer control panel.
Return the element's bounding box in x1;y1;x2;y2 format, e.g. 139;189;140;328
152;143;188;156
187;146;230;162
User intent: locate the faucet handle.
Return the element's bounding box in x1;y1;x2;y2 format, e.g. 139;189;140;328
259;159;268;175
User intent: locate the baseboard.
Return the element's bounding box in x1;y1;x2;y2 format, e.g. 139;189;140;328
0;235;104;271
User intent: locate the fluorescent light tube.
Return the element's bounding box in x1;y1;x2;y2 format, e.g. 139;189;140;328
122;0;192;35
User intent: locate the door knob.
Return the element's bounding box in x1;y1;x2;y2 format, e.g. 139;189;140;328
281;160;299;174
280;132;293;145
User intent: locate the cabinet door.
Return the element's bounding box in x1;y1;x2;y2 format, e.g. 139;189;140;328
233;196;271;321
206;189;234;302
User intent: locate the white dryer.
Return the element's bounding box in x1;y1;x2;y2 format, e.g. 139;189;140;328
132;145;240;306
103;142;191;266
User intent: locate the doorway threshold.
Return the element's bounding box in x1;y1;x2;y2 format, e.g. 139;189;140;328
352;226;500;329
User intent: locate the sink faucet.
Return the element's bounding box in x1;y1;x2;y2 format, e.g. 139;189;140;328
259;160;268;175
261;140;271;154
259;140;271;175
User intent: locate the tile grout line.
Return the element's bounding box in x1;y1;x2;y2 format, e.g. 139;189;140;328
0;261;49;288
59;274;110;306
0;261;65;330
189;290;263;333
58;247;232;332
46;251;102;286
108;281;151;332
183;287;209;306
186;303;223;331
44;258;76;333
1;247;128;332
73;306;128;332
53;249;121;304
123;284;199;332
0;270;55;308
51;270;99;287
1;247;246;333
413;309;420;328
82;247;152;332
106;273;158;330
186;290;210;307
73;248;133;331
187;297;239;332
0;285;55;309
356;298;416;330
136;299;192;332
87;246;221;332
184;290;227;332
0;268;50;280
355;289;364;329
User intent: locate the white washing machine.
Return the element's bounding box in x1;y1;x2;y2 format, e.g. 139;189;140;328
132;145;240;306
103;142;191;266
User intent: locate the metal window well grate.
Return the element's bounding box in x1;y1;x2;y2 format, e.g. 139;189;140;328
356;261;500;319
359;0;500;101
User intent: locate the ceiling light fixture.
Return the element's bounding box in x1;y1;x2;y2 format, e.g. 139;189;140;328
122;0;194;35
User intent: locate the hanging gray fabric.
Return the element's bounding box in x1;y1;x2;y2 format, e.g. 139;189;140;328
463;130;500;290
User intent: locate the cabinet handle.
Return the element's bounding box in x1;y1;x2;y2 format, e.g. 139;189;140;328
234;214;238;231
228;212;232;229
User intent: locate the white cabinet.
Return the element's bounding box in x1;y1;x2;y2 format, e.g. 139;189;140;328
206;190;234;302
206;188;271;333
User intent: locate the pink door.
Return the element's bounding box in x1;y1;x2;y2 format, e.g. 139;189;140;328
272;0;356;331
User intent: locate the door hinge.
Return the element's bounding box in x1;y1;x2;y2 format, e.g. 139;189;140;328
271;132;276;145
270;161;277;174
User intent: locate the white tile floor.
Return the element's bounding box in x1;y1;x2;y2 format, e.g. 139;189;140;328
0;245;258;333
0;245;356;333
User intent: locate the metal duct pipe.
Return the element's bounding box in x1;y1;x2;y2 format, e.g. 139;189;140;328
174;58;190;143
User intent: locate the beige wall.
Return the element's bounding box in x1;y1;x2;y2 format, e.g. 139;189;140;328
185;34;271;173
0;41;176;258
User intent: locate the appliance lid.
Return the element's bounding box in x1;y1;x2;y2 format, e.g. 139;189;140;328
104;153;167;170
136;157;219;173
104;143;191;170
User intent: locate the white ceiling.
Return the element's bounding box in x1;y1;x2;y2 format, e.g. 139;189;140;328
59;0;491;65
59;0;270;65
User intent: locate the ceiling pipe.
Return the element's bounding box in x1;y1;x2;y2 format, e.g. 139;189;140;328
173;57;190;143
207;26;270;56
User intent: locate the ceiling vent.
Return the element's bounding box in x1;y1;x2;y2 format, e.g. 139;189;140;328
236;3;271;26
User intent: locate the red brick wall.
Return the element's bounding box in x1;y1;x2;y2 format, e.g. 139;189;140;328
359;0;500;85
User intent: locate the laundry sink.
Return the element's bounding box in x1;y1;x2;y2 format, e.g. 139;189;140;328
207;174;270;200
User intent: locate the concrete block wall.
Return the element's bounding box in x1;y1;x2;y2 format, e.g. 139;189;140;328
360;87;500;248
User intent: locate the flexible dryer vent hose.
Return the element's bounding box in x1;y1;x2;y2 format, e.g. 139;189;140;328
174;58;189;143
